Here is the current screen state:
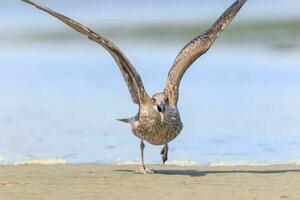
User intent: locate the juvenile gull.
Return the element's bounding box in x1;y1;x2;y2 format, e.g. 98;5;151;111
22;0;247;173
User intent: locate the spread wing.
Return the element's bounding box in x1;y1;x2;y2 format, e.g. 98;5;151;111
165;0;247;106
22;0;150;105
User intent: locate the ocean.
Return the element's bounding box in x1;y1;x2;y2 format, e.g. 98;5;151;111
0;0;300;165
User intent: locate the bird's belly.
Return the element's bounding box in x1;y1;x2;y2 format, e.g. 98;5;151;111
143;129;179;145
132;119;183;145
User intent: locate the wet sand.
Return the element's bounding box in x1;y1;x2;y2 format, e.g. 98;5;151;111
0;164;300;200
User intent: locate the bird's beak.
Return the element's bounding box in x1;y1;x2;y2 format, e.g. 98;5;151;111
158;102;166;122
160;112;164;122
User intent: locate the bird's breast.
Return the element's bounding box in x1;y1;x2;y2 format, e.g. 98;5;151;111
132;107;183;145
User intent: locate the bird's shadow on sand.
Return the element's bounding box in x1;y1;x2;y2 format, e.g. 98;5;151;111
114;169;206;177
114;169;300;177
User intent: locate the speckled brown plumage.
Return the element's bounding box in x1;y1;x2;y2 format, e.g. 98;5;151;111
166;0;247;105
23;0;247;173
133;102;183;145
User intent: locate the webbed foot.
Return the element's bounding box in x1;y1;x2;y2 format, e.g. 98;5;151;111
134;167;154;174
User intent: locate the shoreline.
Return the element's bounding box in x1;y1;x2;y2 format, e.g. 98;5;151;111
1;164;300;200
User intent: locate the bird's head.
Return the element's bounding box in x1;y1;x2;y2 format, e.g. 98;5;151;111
151;93;169;121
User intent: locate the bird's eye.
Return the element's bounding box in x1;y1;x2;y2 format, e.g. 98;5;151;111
157;106;162;112
165;97;169;102
152;98;156;103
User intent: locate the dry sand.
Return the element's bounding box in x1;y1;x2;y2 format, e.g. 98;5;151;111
0;164;300;200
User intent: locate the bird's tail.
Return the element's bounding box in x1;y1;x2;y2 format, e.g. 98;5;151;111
117;117;134;123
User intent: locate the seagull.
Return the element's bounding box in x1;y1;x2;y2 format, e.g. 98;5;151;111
22;0;247;173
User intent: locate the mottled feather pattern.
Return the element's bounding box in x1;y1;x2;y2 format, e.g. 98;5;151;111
21;0;148;105
23;0;246;168
165;0;247;105
133;106;183;145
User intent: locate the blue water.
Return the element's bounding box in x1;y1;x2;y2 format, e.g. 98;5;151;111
1;43;299;165
0;0;300;165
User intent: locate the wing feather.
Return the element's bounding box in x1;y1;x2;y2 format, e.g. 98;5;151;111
22;0;149;105
165;0;247;105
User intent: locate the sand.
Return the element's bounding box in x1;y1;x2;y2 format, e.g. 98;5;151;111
0;164;300;200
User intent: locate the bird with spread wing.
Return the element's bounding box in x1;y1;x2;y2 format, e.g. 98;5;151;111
22;0;247;173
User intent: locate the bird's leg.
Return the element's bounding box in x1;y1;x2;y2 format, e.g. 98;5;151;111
140;140;146;170
135;140;153;174
160;144;169;164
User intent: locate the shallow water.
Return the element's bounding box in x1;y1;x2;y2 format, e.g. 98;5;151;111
0;43;300;165
0;0;300;165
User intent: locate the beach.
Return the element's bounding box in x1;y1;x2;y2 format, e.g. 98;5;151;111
0;164;300;200
1;1;300;199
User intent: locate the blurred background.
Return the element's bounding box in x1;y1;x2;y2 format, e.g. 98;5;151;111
0;0;300;165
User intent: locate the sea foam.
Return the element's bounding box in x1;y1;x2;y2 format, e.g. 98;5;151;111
117;160;300;167
208;161;300;167
117;160;197;167
15;159;67;165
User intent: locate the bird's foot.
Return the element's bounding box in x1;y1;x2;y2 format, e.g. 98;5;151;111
160;144;169;164
134;166;154;174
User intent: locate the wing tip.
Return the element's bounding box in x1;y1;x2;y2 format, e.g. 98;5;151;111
21;0;33;5
22;0;43;10
117;118;133;123
213;0;247;32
